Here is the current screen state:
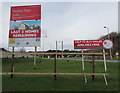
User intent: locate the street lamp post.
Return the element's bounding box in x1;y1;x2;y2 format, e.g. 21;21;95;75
104;26;110;39
104;26;113;59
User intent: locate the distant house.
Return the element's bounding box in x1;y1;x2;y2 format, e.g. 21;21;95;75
19;23;29;29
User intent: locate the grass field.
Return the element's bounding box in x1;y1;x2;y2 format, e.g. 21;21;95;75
2;58;119;91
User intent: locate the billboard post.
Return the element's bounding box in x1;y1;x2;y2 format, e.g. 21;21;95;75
82;50;87;83
103;49;107;72
82;50;84;71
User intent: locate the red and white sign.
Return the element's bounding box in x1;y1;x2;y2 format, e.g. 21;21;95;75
10;5;41;21
74;40;113;49
9;29;41;38
9;5;41;47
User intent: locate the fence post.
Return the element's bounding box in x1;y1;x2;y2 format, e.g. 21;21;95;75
34;46;37;69
92;54;95;80
11;64;14;78
11;47;15;78
54;54;57;80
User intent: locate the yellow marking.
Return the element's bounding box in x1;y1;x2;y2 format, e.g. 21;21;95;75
9;38;16;44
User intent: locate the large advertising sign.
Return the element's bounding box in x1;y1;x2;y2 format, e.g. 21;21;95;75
9;5;41;47
74;40;113;49
10;5;41;21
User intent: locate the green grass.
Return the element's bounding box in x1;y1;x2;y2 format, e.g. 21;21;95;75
112;57;120;60
2;58;119;91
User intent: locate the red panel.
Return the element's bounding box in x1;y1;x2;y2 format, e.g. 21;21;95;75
74;40;113;49
10;5;41;21
9;29;41;38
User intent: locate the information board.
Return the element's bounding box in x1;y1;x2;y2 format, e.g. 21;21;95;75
9;5;41;47
74;40;113;49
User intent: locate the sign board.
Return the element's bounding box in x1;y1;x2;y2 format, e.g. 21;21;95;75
74;40;113;49
9;5;41;47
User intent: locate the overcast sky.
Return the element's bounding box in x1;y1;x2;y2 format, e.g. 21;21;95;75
1;0;118;51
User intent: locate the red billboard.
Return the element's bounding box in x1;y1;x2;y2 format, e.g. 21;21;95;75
10;5;41;21
74;40;113;49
